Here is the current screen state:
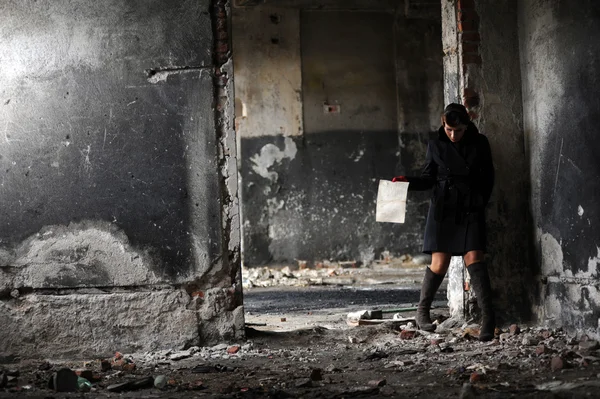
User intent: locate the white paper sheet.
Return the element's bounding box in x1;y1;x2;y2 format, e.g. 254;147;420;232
376;180;409;223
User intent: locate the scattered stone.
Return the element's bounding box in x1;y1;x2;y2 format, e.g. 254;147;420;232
170;349;195;361
536;345;547;356
509;324;521;335
38;361;52;371
310;368;323;381
154;375;167;389
463;327;480;340
579;340;599;351
551;356;564;372
295;378;313;388
499;333;511;342
122;363;136;372
469;372;482;383
325;364;342;373
187;379;205;390
541;330;552;339
368;379;387;387
522;334;539;346
400;330;417;340
227;345;241;355
431;338;444;346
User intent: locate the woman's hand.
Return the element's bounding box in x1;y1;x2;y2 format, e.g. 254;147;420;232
392;176;408;182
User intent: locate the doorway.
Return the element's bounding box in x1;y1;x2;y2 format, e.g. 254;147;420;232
231;0;444;329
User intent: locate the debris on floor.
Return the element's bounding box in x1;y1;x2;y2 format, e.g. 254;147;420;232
242;255;429;289
2;323;600;398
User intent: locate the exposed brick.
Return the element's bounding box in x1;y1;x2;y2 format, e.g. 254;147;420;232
463;88;480;107
458;9;480;22
462;42;479;54
458;19;479;32
461;31;481;42
462;53;482;65
457;0;475;9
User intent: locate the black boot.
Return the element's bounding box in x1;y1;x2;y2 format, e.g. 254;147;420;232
416;268;445;332
467;262;495;341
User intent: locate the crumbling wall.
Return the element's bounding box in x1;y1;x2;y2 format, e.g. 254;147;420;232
441;0;531;323
234;6;443;266
0;0;243;358
519;0;600;338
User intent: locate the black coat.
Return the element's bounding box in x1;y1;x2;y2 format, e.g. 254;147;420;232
408;123;494;255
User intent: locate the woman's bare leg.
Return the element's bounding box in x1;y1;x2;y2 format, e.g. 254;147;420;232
430;252;452;275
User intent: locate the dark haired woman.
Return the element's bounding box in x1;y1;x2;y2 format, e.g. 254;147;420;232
392;103;496;341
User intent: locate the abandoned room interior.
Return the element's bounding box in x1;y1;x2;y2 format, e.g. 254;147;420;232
1;0;599;397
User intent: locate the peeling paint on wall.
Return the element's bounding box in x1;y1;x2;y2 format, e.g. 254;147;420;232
539;229;563;276
249;137;297;182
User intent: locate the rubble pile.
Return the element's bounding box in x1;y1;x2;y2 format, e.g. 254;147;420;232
2;322;600;397
242;254;428;289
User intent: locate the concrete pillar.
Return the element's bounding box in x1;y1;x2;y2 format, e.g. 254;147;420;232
441;0;531;323
519;0;600;338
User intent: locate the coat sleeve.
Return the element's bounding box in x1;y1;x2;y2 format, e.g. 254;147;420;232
480;135;495;205
408;141;437;191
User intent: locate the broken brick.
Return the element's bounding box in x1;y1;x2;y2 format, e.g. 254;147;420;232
541;330;552;339
469;372;482;383
400;330;417;340
122;363;136;372
536;345;547;356
551;356;564;372
509;324;521;336
227;346;241;355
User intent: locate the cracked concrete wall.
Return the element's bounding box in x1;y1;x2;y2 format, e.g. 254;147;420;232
519;0;600;338
0;0;243;358
234;7;443;266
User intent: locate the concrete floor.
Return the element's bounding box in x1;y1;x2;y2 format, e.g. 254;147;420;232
2;265;599;398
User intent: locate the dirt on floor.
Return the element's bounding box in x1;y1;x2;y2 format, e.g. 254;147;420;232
2;262;600;398
2;316;600;398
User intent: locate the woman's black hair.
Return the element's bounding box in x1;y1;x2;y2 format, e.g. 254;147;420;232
443;103;471;127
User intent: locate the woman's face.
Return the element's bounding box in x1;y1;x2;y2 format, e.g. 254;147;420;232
443;120;467;143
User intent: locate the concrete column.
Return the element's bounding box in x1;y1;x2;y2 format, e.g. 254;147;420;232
519;0;600;338
441;0;531;323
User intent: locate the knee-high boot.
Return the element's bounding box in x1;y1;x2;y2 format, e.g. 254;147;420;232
416;268;445;332
467;262;495;341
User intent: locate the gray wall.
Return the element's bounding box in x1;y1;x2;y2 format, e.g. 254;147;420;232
236;8;443;266
0;0;243;357
519;0;600;337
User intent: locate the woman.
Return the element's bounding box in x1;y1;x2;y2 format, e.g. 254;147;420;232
393;103;495;341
